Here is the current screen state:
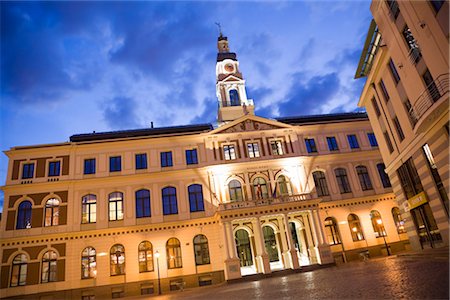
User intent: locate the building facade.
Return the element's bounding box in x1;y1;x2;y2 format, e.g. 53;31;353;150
0;34;410;299
355;0;449;251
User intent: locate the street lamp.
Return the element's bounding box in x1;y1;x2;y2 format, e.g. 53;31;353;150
155;251;161;295
376;219;390;256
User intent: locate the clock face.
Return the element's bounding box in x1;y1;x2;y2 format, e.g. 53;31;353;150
224;63;234;72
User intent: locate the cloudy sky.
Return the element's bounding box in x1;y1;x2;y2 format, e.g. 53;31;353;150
0;1;371;209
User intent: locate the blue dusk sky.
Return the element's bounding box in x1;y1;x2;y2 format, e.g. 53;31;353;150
0;1;371;209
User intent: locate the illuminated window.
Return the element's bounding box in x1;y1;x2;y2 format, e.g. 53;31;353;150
109;192;124;221
41;250;57;283
270;140;284;155
370;210;386;238
392;207;406;234
10;254;27;287
162;187;178;215
81;247;96;279
223;145;236;160
188;184;204;212
44;198;60;227
82;194;96;224
312;171;329;197
16;201;32;229
247;142;260;158
110;244;125;276
193;234;210;266
324;217;341;245
348;214;365;241
138;241;153;273
253;177;269;199
277;175;292;196
166;238;182;269
228;180;243;202
356;165;373;191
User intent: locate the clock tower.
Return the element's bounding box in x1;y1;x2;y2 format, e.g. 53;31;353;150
216;33;254;126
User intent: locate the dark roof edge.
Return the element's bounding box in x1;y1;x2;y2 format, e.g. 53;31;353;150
70;124;213;142
275;112;368;125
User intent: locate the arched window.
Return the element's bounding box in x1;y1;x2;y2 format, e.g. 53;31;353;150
277;175;292;196
253;177;269;199
348;214;364;241
44;198;60;227
110;244;125;275
138;241;153;273
356;165;373;191
16;201;32;229
377;163;392;188
41;250;57;283
392;207;406;234
370;210;386;238
188;184;205;212
312;171;329;196
324;217;341;245
335;168;352;194
166;238;182;269
10;254;27;287
229;89;240;106
193;234;210;265
136;189;151;218
81;247;96;279
109;192;124;221
162;187;178;215
228;180;243;202
82;194;96;224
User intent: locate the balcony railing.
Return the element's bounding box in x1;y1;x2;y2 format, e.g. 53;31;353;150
409;73;449;125
218;193;312;211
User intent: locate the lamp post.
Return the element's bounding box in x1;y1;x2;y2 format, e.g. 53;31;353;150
376;219;390;256
155;251;161;295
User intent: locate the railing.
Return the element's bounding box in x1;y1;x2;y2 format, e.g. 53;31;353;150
409;73;449;125
218;193;312;211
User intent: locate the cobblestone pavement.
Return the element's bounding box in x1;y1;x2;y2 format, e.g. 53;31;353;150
144;256;449;300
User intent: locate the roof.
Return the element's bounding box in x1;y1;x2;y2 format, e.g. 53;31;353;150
275;112;368;125
70;124;214;142
354;19;382;79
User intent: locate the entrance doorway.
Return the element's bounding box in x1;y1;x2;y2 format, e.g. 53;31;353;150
289;221;311;266
235;229;255;275
263;226;282;270
410;203;442;249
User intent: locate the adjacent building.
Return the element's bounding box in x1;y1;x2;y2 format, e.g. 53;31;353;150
355;0;449;251
0;33;410;299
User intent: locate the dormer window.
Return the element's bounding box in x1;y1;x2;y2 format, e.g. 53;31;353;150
229;89;240;106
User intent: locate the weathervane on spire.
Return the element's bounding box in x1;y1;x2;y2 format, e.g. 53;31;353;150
215;22;223;37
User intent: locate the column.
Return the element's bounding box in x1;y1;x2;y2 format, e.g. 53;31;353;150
221;222;230;260
311;209;334;265
252;217;271;274
223;221;242;280
283;214;300;269
225;222;237;259
312;209;325;245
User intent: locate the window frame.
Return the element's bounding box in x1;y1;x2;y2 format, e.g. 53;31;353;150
166;238;183;269
377;163;392;188
348;214;365;241
81;247;97;279
162;187;178;215
82;194;97;224
84;158;96;175
304;138;318;153
247;142;261;158
326;136;339;151
135;153;148;170
41;250;57;283
228;180;243;202
110;244;125;276
16;201;32;229
379;79;390;102
312;171;330;197
185;149;198;165
44;198;60;227
109;156;122;172
347;134;360;149
193;234;210;266
188;184;205;212
223;144;237;160
21;162;35;179
160;151;173;167
48;161;61;177
108;192;124;221
367;132;378;147
135;189;151;218
388;58;401;84
356;165;373;191
370;210;386;238
138;241;154;273
324;217;342;245
270;140;284;156
10;254;28;287
335;168;352;194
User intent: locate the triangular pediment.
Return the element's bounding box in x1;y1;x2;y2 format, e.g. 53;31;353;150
217;74;243;82
210;115;293;134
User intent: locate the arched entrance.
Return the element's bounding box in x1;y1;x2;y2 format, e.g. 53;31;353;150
289;220;312;266
235;229;255;275
262;225;283;270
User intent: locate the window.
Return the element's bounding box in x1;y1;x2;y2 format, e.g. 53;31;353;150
313;171;329;197
162;187;178;215
324;217;341;245
356;165;373;191
185;149;198;165
404;99;418;126
347;134;360;149
383;131;394;153
270;140;284;155
392;207;406;234
371;97;381;117
48;161;60;177
82;194;97;224
16;201;32;229
335;168;352;194
253;177;269;199
430;0;445;12
277;175;292;196
84;159;96;175
109;156;121;172
188;184;204;212
81;247;96;279
44;198;59;227
166;238;182;269
386;0;400;19
41;250;57;283
247;142;260;158
10;254;27;287
135;154;147;170
423;144;449;215
423;69;441;102
228;180;243;202
305;138;317;153
370;210;386;237
377;163;392;188
348;214;365;241
393;117;405;141
22;163;34;179
388;58;401;84
223;145;236;160
109;192;124;221
136;189;151;218
379;79;390;102
326;137;339;151
138;241;153;273
367;133;378;147
110;244;125;276
193;234;210;265
403;25;422;63
160;151;173;167
229;89;240;106
397;157;424;199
